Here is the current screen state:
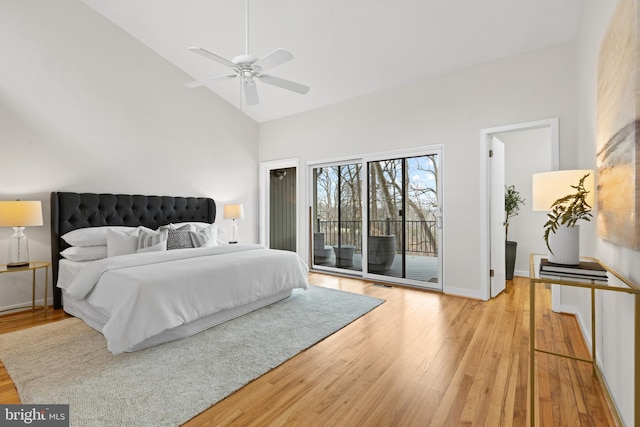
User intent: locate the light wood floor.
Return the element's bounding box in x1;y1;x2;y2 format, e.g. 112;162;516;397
0;274;616;426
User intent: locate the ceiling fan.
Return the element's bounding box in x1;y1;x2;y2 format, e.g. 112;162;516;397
185;0;309;106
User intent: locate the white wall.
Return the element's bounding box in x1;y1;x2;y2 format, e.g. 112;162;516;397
573;0;639;424
260;42;577;299
0;0;259;311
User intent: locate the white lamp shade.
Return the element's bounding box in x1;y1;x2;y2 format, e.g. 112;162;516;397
223;204;245;220
0;201;44;227
532;170;594;211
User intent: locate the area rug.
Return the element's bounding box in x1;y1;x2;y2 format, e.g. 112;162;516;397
0;285;383;427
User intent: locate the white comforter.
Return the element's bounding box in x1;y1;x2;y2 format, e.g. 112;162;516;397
58;244;309;354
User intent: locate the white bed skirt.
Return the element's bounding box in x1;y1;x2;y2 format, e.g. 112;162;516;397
61;288;293;352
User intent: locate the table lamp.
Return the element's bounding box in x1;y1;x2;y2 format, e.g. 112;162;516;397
223;204;244;243
0;200;44;267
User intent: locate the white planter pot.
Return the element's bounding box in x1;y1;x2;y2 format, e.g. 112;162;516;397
548;224;580;265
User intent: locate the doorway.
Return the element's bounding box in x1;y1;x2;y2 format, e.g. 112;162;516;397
480;118;559;299
269;167;297;251
260;158;300;252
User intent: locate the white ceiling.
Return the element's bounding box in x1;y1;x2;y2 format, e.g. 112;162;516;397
82;0;583;123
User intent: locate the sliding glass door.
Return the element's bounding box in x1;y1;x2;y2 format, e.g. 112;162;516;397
310;147;441;290
367;151;441;288
312;162;362;272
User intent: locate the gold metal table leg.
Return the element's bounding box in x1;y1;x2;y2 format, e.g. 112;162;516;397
591;287;596;376
530;279;535;426
31;268;36;312
636;294;640;426
44;265;49;318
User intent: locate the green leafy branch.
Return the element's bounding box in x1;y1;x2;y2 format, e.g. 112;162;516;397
543;173;592;253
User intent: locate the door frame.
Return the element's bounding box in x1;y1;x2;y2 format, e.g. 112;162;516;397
259;158;300;252
479;118;559;301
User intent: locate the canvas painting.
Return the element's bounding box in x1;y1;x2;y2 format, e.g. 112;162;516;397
596;0;640;250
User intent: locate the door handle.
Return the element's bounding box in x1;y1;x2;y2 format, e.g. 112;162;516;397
434;207;443;229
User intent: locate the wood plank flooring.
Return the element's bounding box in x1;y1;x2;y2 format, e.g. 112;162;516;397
0;274;616;426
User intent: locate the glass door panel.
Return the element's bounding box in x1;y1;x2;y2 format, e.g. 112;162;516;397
368;159;403;277
367;153;440;288
312;162;362;272
336;164;362;270
404;155;439;283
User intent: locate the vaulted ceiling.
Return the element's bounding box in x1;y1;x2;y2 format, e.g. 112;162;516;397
82;0;583;123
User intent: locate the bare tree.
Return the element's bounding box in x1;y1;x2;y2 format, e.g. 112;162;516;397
314;157;438;255
369;156;438;253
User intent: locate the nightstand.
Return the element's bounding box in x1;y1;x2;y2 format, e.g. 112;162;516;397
0;261;50;320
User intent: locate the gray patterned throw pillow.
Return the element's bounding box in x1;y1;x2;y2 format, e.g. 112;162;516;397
167;225;194;250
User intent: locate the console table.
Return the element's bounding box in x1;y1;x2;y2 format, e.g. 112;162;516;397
528;254;639;426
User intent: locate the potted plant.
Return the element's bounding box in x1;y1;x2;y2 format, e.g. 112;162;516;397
543;172;592;265
504;185;525;280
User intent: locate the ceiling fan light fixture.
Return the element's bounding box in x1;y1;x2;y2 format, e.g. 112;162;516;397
184;0;309;105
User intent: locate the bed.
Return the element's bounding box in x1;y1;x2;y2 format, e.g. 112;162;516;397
50;192;309;354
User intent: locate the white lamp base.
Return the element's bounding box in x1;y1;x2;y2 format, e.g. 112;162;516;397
230;219;238;243
548;224;580;265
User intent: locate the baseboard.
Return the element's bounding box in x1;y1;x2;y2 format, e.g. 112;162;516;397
553;303;578;315
0;297;53;314
513;268;528;278
444;285;486;300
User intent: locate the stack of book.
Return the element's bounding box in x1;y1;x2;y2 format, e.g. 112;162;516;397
539;258;608;282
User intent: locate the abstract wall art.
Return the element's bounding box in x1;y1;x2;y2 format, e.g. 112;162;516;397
596;0;640;250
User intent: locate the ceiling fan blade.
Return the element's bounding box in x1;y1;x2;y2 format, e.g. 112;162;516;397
185;74;237;88
257;74;310;95
243;79;259;106
187;47;236;69
253;49;294;71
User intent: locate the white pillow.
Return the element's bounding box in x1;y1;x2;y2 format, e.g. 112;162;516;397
171;222;222;234
60;246;108;261
192;224;218;247
107;228;139;257
137;227;168;251
62;226;137;247
137;240;167;253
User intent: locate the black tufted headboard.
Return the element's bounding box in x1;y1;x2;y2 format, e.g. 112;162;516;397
50;192;216;309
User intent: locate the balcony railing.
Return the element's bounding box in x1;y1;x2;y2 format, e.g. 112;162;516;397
317;219;437;256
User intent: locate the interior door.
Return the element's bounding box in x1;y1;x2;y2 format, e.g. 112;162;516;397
269;167;296;251
490;136;506;297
